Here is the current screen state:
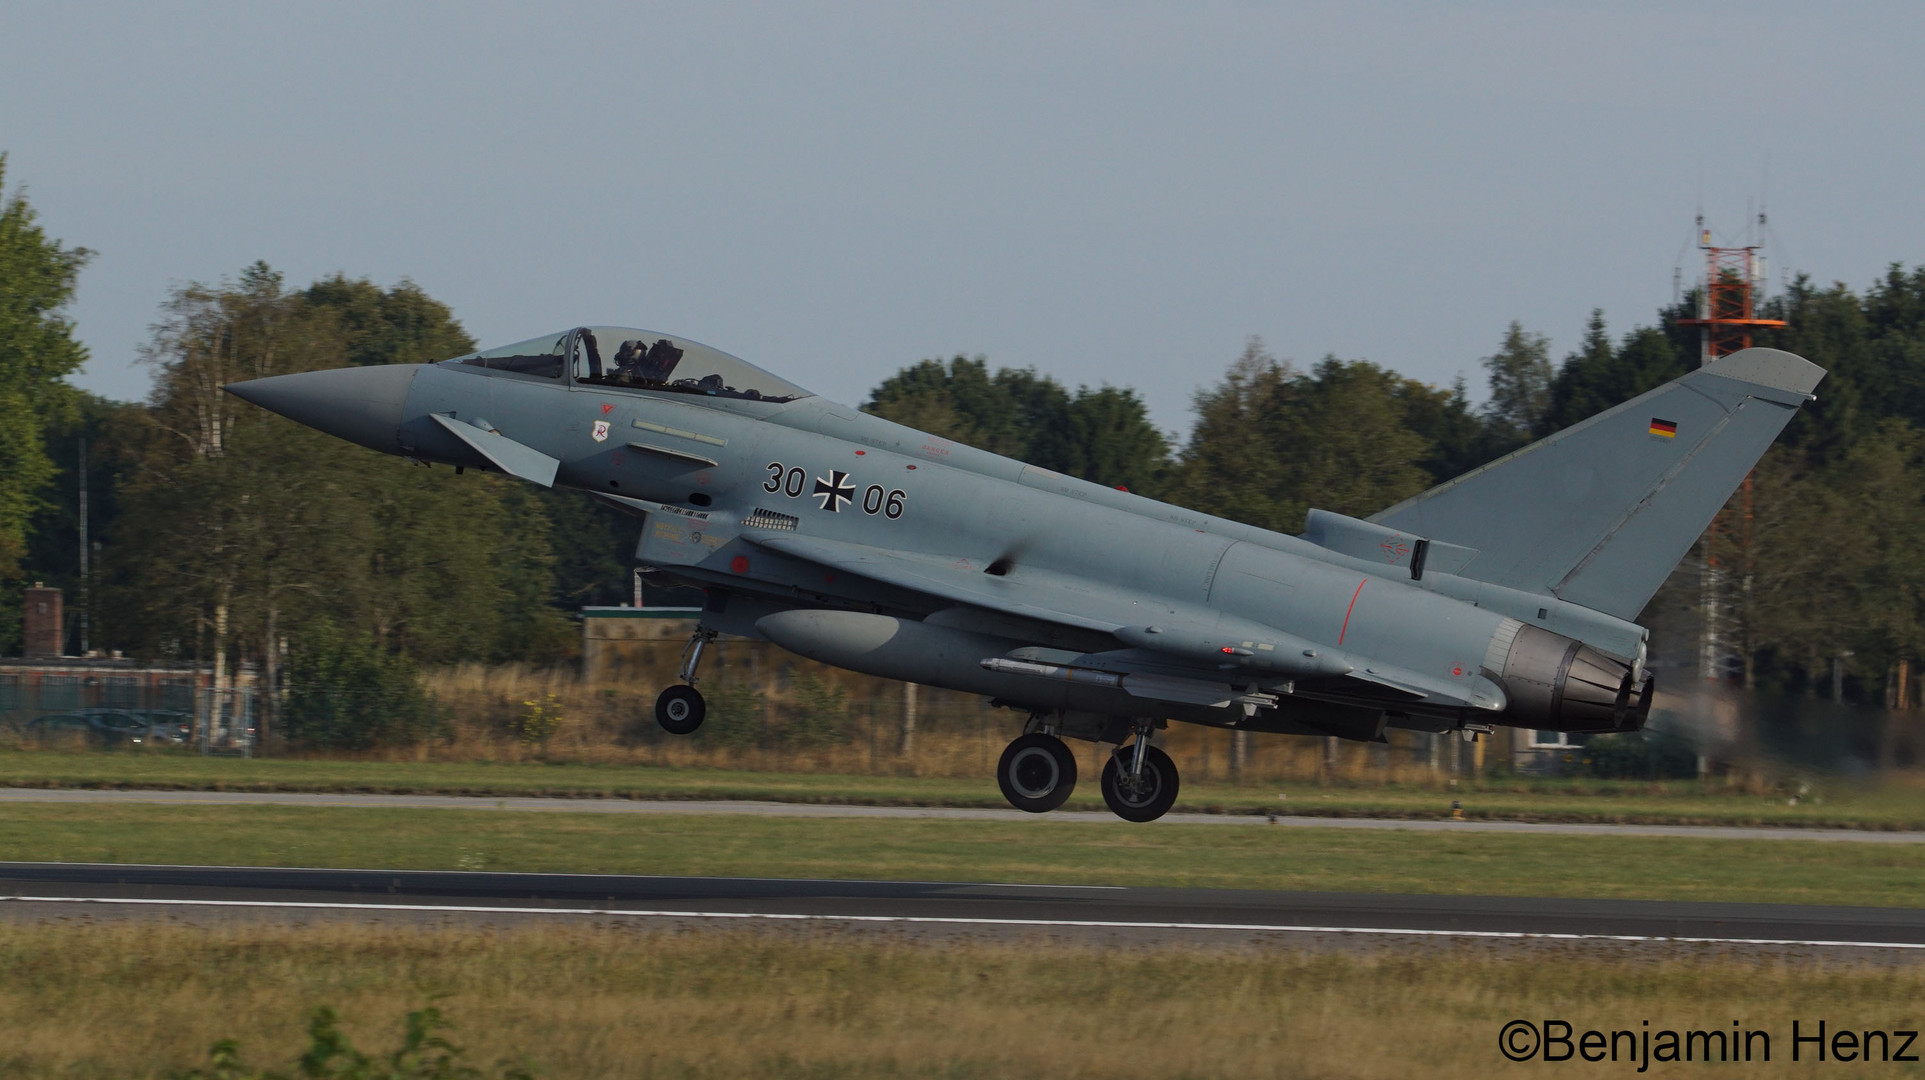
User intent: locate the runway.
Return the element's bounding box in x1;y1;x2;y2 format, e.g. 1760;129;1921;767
5;787;1920;843
4;862;1923;954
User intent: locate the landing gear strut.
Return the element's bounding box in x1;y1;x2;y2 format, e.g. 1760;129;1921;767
996;732;1078;813
1100;724;1179;822
655;629;718;735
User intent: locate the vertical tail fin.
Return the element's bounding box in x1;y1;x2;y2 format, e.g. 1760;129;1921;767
1370;348;1824;619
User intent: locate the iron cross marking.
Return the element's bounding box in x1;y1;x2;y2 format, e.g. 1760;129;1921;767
813;470;856;512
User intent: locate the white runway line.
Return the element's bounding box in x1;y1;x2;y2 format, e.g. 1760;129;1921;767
5;894;1922;951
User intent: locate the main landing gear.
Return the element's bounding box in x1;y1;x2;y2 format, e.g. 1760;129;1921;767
655;629;717;735
1100;738;1179;823
996;733;1079;813
994;718;1180;822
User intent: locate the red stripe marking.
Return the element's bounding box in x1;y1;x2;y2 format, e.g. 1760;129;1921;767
1337;579;1367;645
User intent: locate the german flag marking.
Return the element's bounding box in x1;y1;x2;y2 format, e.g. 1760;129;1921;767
1649;418;1678;439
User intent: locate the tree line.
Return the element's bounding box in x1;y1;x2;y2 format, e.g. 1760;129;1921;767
4;155;1923;734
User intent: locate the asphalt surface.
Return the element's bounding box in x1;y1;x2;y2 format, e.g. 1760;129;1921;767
4;787;1921;842
3;862;1923;955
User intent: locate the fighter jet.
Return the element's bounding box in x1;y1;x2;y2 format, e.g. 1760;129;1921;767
226;327;1824;821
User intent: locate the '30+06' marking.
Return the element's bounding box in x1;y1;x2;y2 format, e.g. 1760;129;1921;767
764;462;906;518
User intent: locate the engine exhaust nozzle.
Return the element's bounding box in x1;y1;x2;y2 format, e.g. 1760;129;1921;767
1491;623;1651;734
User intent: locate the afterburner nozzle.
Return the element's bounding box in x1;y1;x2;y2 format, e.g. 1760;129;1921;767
224;364;421;454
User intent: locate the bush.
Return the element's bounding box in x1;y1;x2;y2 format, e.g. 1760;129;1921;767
510;695;563;749
687;676;850;751
786;672;850;748
1582;730;1700;780
697;684;765;750
176;1002;534;1079
281;622;444;751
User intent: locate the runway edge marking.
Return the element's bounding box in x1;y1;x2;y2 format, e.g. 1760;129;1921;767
6;895;1923;950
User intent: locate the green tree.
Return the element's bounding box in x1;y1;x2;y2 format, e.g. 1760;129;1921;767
279;620;443;750
864;355;1171;494
1399;375;1487;484
533;489;644;609
1732;425;1925;697
1263;356;1434;524
107;265;574;730
1612;325;1687;400
0;156;91;651
865;356;1027;455
1640;268;1925;697
1164;338;1292;529
1479;321;1552;449
1542;309;1689;436
109;263;365;734
302;273;475;367
1543;309;1618;432
19;393;142;655
1764;272;1899;460
1860;265;1925;426
1057;384;1171;494
1168;342;1436;532
298;272;573;662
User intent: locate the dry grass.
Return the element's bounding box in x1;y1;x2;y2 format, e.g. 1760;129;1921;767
1;921;1921;1079
415;656;1889;795
420;657;1510;786
422;658;1005;777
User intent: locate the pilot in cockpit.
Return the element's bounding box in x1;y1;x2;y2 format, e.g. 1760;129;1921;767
612;339;645;376
611;338;684;384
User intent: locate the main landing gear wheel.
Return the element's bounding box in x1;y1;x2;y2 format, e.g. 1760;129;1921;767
1101;743;1179;822
655;684;706;735
996;733;1078;813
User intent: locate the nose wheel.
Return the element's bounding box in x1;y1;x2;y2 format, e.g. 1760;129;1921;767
996;733;1078;813
1101;741;1179;822
655;684;706;735
656;629;719;736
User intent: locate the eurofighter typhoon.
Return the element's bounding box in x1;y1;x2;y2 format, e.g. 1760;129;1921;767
226;328;1823;821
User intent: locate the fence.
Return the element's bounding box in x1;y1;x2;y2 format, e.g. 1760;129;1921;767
0;662;256;754
196;686;259;755
0;666;199;717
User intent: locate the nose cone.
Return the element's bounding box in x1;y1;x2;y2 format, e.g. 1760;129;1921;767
225;364;421;454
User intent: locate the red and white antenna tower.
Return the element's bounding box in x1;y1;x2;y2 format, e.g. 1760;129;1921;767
1675;214;1785;365
1678;212;1782;682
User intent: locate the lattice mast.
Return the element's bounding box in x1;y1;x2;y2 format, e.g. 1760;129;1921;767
1676;215;1783;682
1676;219;1785;363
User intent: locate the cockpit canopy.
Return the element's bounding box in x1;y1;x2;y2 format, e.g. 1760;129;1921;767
448;326;810;403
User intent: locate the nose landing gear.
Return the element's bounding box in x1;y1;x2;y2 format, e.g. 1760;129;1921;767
655;629;718;735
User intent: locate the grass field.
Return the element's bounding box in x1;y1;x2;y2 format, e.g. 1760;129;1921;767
5;747;1925;829
2;921;1920;1079
4;802;1925;905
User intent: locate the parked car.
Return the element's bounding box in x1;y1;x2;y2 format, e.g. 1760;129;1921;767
133;710;193;745
23;713;119;747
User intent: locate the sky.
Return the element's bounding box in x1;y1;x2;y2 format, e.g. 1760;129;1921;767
3;1;1920;437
